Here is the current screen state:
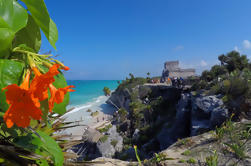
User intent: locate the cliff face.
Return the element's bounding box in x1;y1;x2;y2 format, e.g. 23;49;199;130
106;83;231;161
88;119;251;166
107;84;181;110
69;81;249;166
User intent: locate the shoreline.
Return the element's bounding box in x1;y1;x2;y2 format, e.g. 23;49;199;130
57;94;116;140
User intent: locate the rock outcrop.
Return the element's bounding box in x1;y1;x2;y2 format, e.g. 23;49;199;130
191;94;228;136
96;126;123;158
106;83;230;160
87;120;251;166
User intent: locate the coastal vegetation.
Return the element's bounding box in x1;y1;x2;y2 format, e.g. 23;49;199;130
192;50;251;119
98;124;112;133
90;111;99;117
103;87;111;96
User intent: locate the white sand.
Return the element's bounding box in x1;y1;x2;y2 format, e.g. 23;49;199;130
56;95;116;140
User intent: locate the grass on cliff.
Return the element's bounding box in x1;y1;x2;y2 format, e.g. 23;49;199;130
98;124;112;133
117;74;147;91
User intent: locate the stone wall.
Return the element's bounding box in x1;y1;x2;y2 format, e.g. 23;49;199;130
169;69;196;78
161;61;195;82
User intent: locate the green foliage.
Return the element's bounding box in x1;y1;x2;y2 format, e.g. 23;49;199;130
103;87;111;96
224;143;246;160
133;145;142;166
111;139;118;147
176;138;193;147
0;0;69;165
179;159;186;163
0;59;24;112
14;131;63;166
210;65;228;77
195;50;251;118
186;158;196;164
118;76;147;91
0;0;28;33
206;150;218;166
218;51;249;72
0;0;28;57
52;72;70;115
201;70;214;82
118;108;128;121
13;15;41;52
98;124;112;133
181;150;191;156
99;135;108;143
90;111;99;117
21;0;58;49
213;117;251;162
215;125;225;140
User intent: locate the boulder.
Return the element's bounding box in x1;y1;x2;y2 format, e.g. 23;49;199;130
97;125;123;158
191;95;229;135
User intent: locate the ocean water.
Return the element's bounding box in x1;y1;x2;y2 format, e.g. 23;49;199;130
67;80;119;107
63;80;119;124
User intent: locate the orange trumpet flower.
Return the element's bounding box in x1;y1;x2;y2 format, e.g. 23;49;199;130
3;72;42;128
48;84;75;112
30;64;61;101
31;64;74;112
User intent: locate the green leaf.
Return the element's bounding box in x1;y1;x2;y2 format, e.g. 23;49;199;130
36;159;49;166
0;59;24;112
0;28;14;58
21;0;58;49
36;130;63;166
13;15;41;53
52;72;70;115
14;131;63;166
0;0;28;32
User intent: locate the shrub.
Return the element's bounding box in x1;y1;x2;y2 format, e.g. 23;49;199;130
206;150;218;166
179;159;186;163
99;135;108;143
118;77;147;91
181;150;191;156
187;158;196;164
98;124;112;133
91;111;99;117
103;87;111;96
111;139;118;147
118;108;128;121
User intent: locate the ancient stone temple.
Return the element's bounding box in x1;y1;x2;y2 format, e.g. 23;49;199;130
161;61;195;82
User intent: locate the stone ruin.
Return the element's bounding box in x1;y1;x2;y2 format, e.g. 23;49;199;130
161;61;195;82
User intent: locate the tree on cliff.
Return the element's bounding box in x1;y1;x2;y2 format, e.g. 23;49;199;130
218;51;249;72
103;87;111;96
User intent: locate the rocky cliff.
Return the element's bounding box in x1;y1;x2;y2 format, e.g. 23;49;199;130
105;82;232;161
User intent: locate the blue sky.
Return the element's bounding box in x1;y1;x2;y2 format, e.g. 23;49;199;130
41;0;251;80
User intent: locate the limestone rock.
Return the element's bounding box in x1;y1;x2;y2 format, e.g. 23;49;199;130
191;95;229;135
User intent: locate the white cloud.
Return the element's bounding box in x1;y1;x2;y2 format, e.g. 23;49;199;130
234;46;240;52
174;45;184;51
200;60;208;67
243;40;251;49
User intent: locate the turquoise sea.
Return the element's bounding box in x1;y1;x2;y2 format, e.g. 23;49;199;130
62;80;119;125
67;80;119;107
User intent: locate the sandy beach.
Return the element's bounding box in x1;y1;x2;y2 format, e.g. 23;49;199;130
57;95;116;140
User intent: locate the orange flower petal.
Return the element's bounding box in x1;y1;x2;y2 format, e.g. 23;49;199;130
30;64;61;101
48;84;75;112
3;72;42;128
